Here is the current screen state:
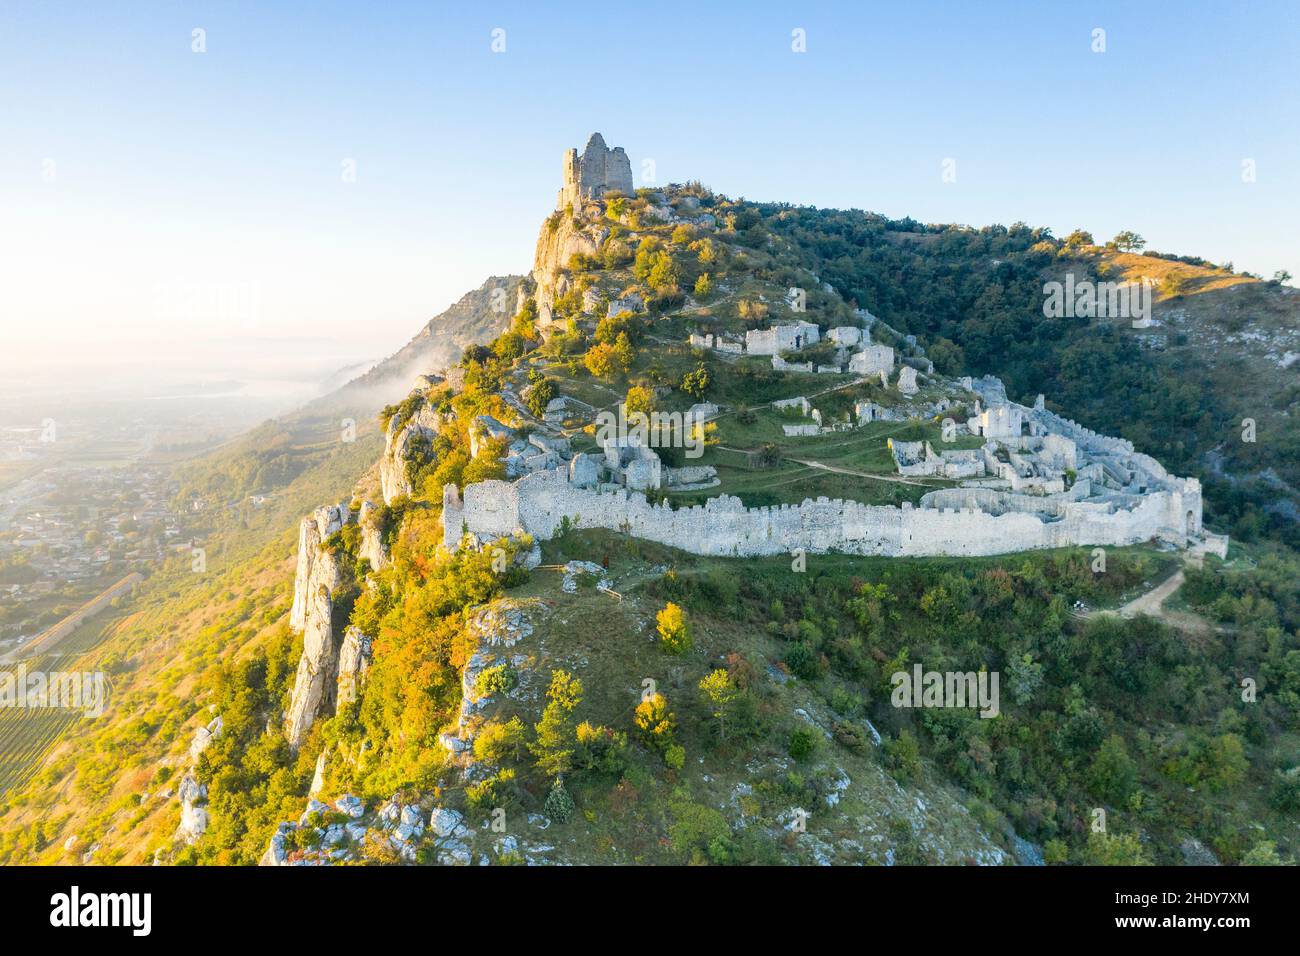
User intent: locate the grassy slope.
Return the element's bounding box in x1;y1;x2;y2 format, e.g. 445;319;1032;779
0;425;380;863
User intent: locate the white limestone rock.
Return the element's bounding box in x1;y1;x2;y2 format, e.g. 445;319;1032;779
336;626;373;706
335;795;365;819
309;751;327;798
380;398;442;504
189;714;223;761
284;572;341;748
357;499;389;572
175;772;209;845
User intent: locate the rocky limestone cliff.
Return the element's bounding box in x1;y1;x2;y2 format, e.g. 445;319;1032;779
336;625;372;706
285;503;352;748
289;504;349;631
357;500;388;572
285;574;341;748
379;400;443;505
533;213;610;326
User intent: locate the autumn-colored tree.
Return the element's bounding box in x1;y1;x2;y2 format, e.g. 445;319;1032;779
680;364;711;401
656;602;692;655
698;668;741;741
647;251;681;293
633;692;677;751
531;669;583;779
624;385;655;417
584;342;618;378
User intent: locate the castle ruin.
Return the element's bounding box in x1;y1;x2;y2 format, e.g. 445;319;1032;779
443;375;1217;561
557;132;634;209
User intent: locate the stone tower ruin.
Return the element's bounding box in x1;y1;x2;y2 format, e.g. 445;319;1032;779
557;132;633;209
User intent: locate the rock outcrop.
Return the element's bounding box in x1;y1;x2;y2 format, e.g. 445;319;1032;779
533;215;609;326
285;576;340;748
289;504;349;631
174;714;222;847
357;500;388;572
176;773;209;844
379;399;442;504
285;503;353;748
336;626;373;706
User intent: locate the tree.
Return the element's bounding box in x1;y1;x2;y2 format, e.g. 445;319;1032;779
543;777;575;823
633;692;677;752
1272;270;1292;285
1063;229;1095;248
693;273;713;299
656;602;692;654
632;237;663;282
463;438;507;484
1006;652;1044;705
584;342;619;378
927;337;965;376
884;729;922;783
690;237;717;265
1112;230;1146;253
624;385;655;417
698;669;741;741
647;251;681;293
1081;830;1151;866
594;311;634;345
524;371;556;418
1088;734;1138;804
1200;733;1248;791
1242;841;1282;866
531;669;583;779
680;364;711;401
612;332;635;373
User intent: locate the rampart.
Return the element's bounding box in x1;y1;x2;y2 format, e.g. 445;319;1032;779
443;468;1202;559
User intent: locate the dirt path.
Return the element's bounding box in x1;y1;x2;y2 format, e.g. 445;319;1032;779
1080;565;1214;637
1115;568;1186;618
787;457;937;487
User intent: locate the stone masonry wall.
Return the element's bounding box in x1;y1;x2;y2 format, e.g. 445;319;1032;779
444;468;1200;559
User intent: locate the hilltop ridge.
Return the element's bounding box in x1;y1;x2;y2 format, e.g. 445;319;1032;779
3;134;1297;870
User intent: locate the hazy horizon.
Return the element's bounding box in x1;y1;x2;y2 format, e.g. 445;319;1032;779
3;1;1297;386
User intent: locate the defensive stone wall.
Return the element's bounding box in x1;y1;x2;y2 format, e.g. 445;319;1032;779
443;467;1201;559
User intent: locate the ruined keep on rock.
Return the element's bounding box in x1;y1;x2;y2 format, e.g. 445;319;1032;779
557;132;633;209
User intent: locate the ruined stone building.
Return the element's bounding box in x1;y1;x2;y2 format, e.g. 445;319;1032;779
557;132;634;209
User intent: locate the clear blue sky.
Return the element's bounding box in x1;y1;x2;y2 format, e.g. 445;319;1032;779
2;0;1296;376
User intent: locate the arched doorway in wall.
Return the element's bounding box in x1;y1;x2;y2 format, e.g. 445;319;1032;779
1186;510;1197;537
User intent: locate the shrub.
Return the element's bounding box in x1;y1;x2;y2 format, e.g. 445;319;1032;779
473;716;526;764
656;603;692;655
574;721;630;777
788;727;818;761
884;730;922;783
474;663;517;699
